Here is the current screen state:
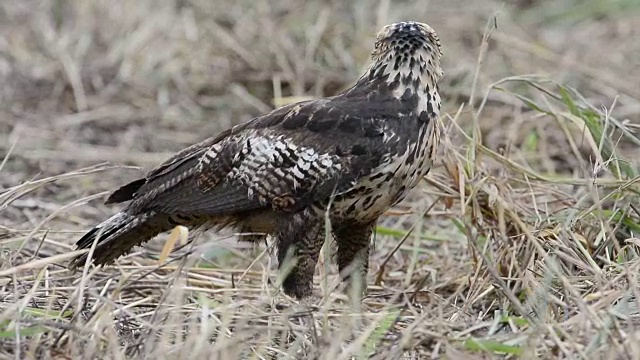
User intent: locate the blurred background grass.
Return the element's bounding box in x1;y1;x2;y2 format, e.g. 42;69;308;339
3;0;638;242
2;0;640;358
2;0;638;172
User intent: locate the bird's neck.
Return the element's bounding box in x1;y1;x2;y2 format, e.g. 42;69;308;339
348;60;441;121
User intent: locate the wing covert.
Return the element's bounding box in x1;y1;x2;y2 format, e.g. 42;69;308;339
106;97;389;216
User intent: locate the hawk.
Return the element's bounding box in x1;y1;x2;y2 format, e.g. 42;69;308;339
70;21;443;299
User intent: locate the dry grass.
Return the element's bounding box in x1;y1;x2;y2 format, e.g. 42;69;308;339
2;0;640;358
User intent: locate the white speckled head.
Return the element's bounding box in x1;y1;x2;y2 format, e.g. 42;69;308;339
366;21;443;92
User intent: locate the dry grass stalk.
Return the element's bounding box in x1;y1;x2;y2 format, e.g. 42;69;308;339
2;0;640;358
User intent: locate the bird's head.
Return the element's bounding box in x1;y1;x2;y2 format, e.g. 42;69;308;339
362;21;443;98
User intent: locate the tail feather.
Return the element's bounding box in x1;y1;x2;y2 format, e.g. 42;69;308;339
70;211;171;269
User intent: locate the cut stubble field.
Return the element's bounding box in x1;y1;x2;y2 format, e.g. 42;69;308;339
1;0;640;359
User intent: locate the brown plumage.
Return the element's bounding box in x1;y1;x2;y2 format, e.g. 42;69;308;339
70;21;444;299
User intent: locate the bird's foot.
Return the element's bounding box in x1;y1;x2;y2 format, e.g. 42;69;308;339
282;274;313;299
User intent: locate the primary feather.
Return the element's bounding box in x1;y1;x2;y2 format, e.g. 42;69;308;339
71;21;444;299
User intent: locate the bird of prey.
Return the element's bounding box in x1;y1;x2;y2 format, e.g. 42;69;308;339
70;21;443;299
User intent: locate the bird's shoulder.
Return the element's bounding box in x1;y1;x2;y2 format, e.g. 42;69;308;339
247;95;403;156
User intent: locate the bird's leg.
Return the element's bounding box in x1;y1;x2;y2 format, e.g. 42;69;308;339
276;209;324;299
333;220;376;296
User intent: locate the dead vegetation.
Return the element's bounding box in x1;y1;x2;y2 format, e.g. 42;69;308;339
1;0;640;359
